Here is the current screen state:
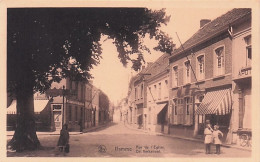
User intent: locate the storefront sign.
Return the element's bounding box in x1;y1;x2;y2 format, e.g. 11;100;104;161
238;67;251;77
67;99;84;106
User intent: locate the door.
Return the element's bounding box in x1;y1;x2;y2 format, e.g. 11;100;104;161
53;111;62;131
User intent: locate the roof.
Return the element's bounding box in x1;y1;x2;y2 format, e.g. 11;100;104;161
172;8;251;56
145;53;170;81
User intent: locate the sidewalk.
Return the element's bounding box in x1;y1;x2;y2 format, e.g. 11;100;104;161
124;123;251;152
7;122;112;137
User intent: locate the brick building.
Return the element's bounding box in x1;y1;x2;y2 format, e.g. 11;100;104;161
230;9;251;146
146;54;171;133
168;9;251;142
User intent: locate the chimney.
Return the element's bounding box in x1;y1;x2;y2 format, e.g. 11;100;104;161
200;19;211;28
141;65;145;70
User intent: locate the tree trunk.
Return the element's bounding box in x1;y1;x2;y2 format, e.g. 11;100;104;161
7;86;42;152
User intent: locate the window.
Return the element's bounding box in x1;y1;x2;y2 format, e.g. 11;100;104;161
158;83;161;100
214;46;225;76
148;87;152;102
177;98;184;124
184;96;193;125
197;55;205;80
184;60;191;84
141;84;144;98
172;66;178;87
148;107;151;124
154;85;157;100
244;35;252;67
135;88;137;100
185;97;190;115
164;80;168;99
172;99;177;125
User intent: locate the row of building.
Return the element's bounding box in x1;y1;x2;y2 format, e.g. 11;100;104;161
7;78;113;132
123;8;251;147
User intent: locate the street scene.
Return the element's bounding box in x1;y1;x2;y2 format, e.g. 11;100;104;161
7;123;250;157
4;3;257;161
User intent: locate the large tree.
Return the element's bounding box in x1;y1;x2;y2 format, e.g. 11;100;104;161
7;8;174;151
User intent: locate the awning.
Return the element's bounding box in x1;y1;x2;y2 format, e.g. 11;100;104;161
154;103;167;115
195;88;232;115
7;100;49;114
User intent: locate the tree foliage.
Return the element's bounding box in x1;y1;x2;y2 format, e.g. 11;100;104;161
8;8;173;95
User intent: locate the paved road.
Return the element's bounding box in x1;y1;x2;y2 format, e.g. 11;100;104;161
7;123;251;157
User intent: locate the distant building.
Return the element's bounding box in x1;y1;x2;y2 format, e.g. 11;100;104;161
7;78;111;132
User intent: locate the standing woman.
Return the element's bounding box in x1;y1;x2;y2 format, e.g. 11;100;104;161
57;124;70;152
212;125;223;154
204;122;213;154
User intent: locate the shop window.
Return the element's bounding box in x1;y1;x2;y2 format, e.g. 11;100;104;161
184;96;193;125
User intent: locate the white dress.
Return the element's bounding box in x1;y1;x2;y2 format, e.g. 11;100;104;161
204;128;213;144
212;130;223;144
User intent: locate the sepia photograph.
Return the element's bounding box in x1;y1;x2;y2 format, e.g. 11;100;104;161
1;0;260;161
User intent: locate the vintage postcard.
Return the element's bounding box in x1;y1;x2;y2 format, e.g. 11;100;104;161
1;0;259;162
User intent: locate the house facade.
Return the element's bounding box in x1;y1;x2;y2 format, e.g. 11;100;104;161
168;9;251;143
146;54;170;133
230;10;251;146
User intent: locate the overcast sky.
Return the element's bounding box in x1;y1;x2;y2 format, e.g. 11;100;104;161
90;8;232;105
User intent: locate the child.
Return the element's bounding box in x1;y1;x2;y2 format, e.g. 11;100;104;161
204;123;213;154
212;125;223;154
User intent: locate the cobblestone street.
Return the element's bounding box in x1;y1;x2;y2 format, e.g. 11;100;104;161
7;123;251;158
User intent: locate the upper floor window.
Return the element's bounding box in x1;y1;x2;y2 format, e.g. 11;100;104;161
135;87;137;100
244;35;252;67
172;66;178;87
154;85;157;100
197;55;205;80
148;87;152;101
140;84;144;99
214;46;225;76
158;83;161;100
184;60;191;84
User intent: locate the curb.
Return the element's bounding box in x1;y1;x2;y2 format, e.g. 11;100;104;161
125;124;251;152
7;122;112;137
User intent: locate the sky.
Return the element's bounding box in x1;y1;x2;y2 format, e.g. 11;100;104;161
90;8;232;105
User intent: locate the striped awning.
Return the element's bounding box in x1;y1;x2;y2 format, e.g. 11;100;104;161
195;88;232;115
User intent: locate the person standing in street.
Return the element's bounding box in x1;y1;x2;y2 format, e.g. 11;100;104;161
204;121;213;154
57;124;70;152
212;125;223;154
